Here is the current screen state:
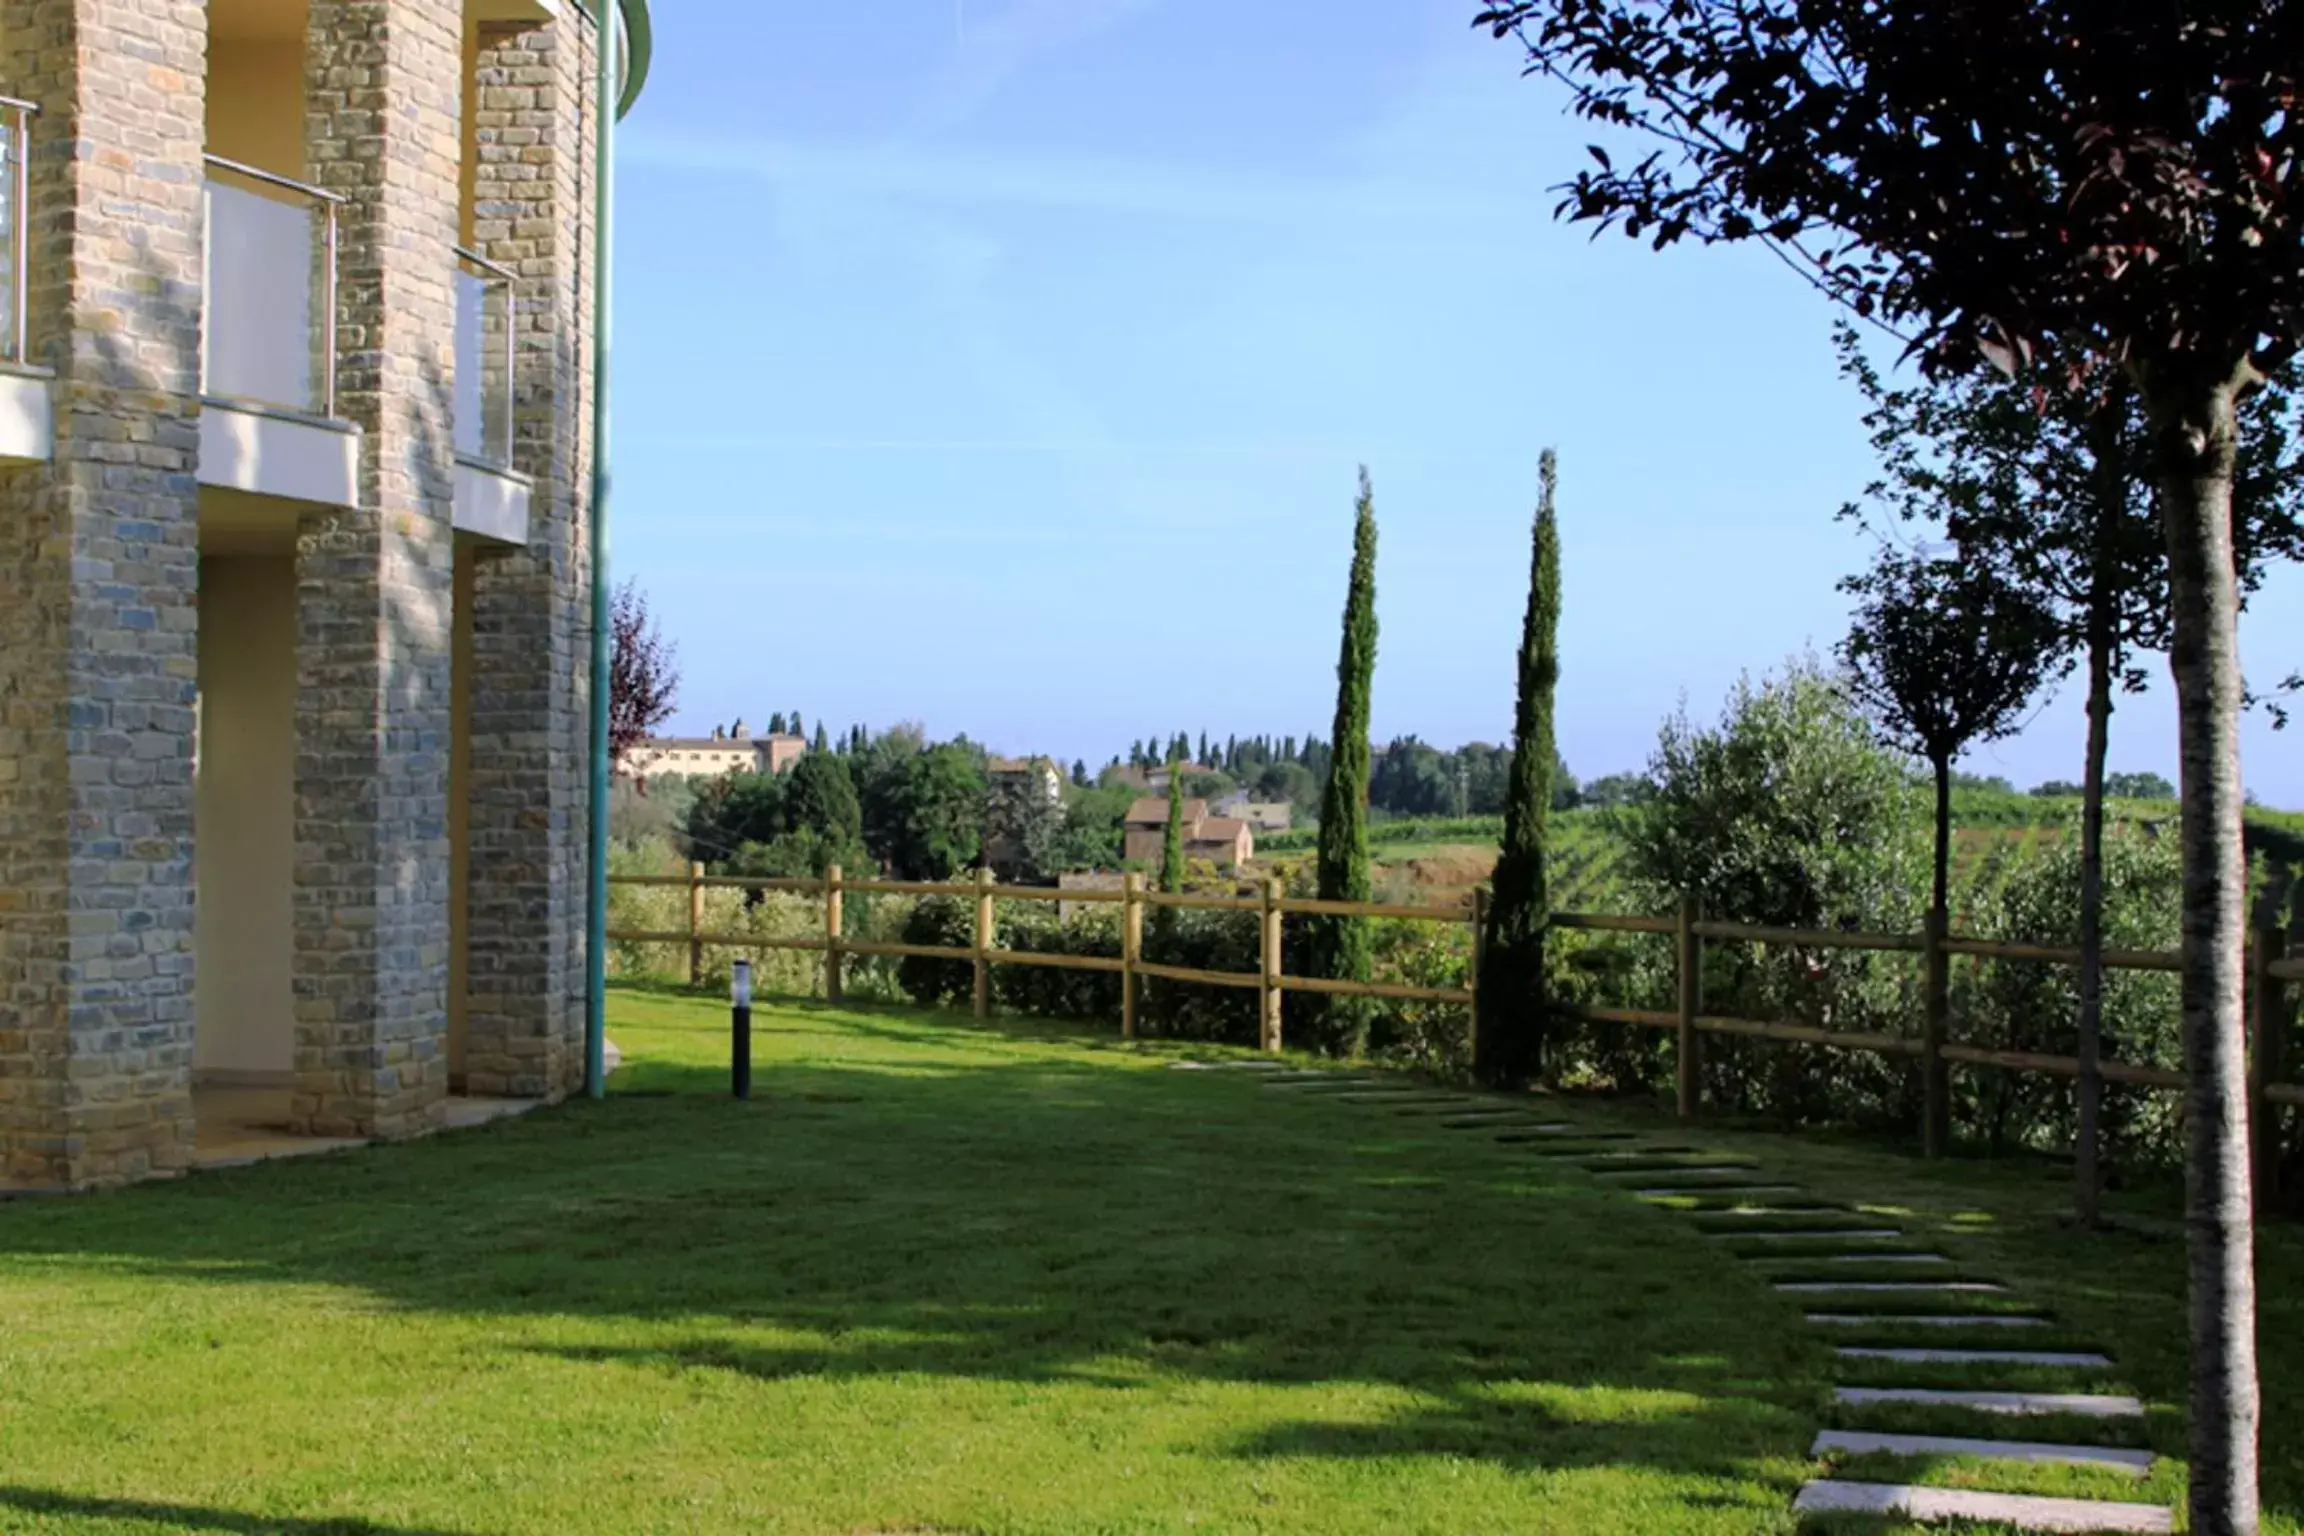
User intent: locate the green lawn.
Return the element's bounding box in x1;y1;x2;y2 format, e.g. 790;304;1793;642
0;987;2296;1534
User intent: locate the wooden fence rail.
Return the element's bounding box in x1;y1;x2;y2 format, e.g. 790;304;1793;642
608;863;2302;1192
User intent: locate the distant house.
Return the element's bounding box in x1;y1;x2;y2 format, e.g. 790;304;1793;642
1121;795;1254;871
988;755;1064;804
1123;797;1207;865
1213;793;1292;833
627;719;806;781
1190;817;1255;870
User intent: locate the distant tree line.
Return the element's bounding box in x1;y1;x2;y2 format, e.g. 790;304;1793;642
675;725;1144;886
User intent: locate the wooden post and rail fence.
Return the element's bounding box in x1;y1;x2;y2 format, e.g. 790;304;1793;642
610;863;2304;1196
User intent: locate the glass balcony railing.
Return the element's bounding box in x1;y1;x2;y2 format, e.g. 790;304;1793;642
0;95;38;365
454;246;516;467
202;154;341;417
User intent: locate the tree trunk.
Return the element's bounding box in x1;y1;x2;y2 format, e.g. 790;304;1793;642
2148;370;2259;1536
1931;755;1952;933
2075;581;2113;1227
2075;388;2130;1229
1925;755;1954;1157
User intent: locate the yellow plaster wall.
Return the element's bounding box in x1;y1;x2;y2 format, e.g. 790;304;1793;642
206;37;306;178
194;553;297;1080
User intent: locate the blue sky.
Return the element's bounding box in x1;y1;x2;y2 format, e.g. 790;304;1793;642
611;0;2303;805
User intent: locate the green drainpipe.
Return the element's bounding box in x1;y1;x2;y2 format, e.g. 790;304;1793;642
587;0;651;1099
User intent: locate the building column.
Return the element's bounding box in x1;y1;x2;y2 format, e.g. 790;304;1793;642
459;13;597;1099
290;0;463;1138
0;0;206;1187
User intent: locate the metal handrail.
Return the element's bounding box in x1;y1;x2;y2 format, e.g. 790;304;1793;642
454;244;518;467
202;153;346;205
454;244;518;283
2;97;38;366
201;152;340;417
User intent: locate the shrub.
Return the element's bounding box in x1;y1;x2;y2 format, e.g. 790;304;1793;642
1952;820;2183;1166
1365;916;1475;1071
898;897;976;1009
1142;908;1262;1044
1612;660;1928;1124
995;906;1125;1022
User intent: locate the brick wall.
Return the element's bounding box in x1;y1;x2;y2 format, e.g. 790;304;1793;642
0;0;615;1181
291;0;465;1139
0;0;207;1188
461;11;597;1099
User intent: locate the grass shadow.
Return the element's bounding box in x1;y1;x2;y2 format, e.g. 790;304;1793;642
0;1487;467;1536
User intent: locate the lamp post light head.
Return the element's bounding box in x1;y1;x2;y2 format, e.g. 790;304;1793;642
731;958;753;1009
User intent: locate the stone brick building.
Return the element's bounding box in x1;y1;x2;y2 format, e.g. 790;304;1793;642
628;721;807;781
0;0;653;1191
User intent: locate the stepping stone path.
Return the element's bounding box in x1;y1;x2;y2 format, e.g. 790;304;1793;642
1202;1059;2176;1534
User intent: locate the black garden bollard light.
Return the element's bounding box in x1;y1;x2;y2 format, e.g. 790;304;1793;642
731;958;753;1101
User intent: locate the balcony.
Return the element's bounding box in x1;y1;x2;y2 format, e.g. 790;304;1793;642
451;245;530;546
198;154;358;509
0;94;51;463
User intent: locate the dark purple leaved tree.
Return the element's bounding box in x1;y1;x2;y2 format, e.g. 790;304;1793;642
608;579;679;779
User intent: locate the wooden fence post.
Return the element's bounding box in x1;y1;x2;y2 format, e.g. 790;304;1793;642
1260;876;1285;1054
973;866;995;1020
1121;873;1144;1040
2250;923;2286;1212
823;864;845;1005
687;861;705;987
1675;893;1702;1121
1922;907;1950;1160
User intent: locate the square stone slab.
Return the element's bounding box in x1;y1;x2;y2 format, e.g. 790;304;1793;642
1836;1345;2112;1367
1777;1280;2008;1293
1833;1386;2144;1418
1792;1479;2169;1533
1709;1228;1906;1243
1811;1428;2152;1476
1807;1312;2049;1329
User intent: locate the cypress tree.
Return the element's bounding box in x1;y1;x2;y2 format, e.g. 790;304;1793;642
1476;450;1561;1088
812;722;830;755
1160;768;1187;894
1305;467;1379;1055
